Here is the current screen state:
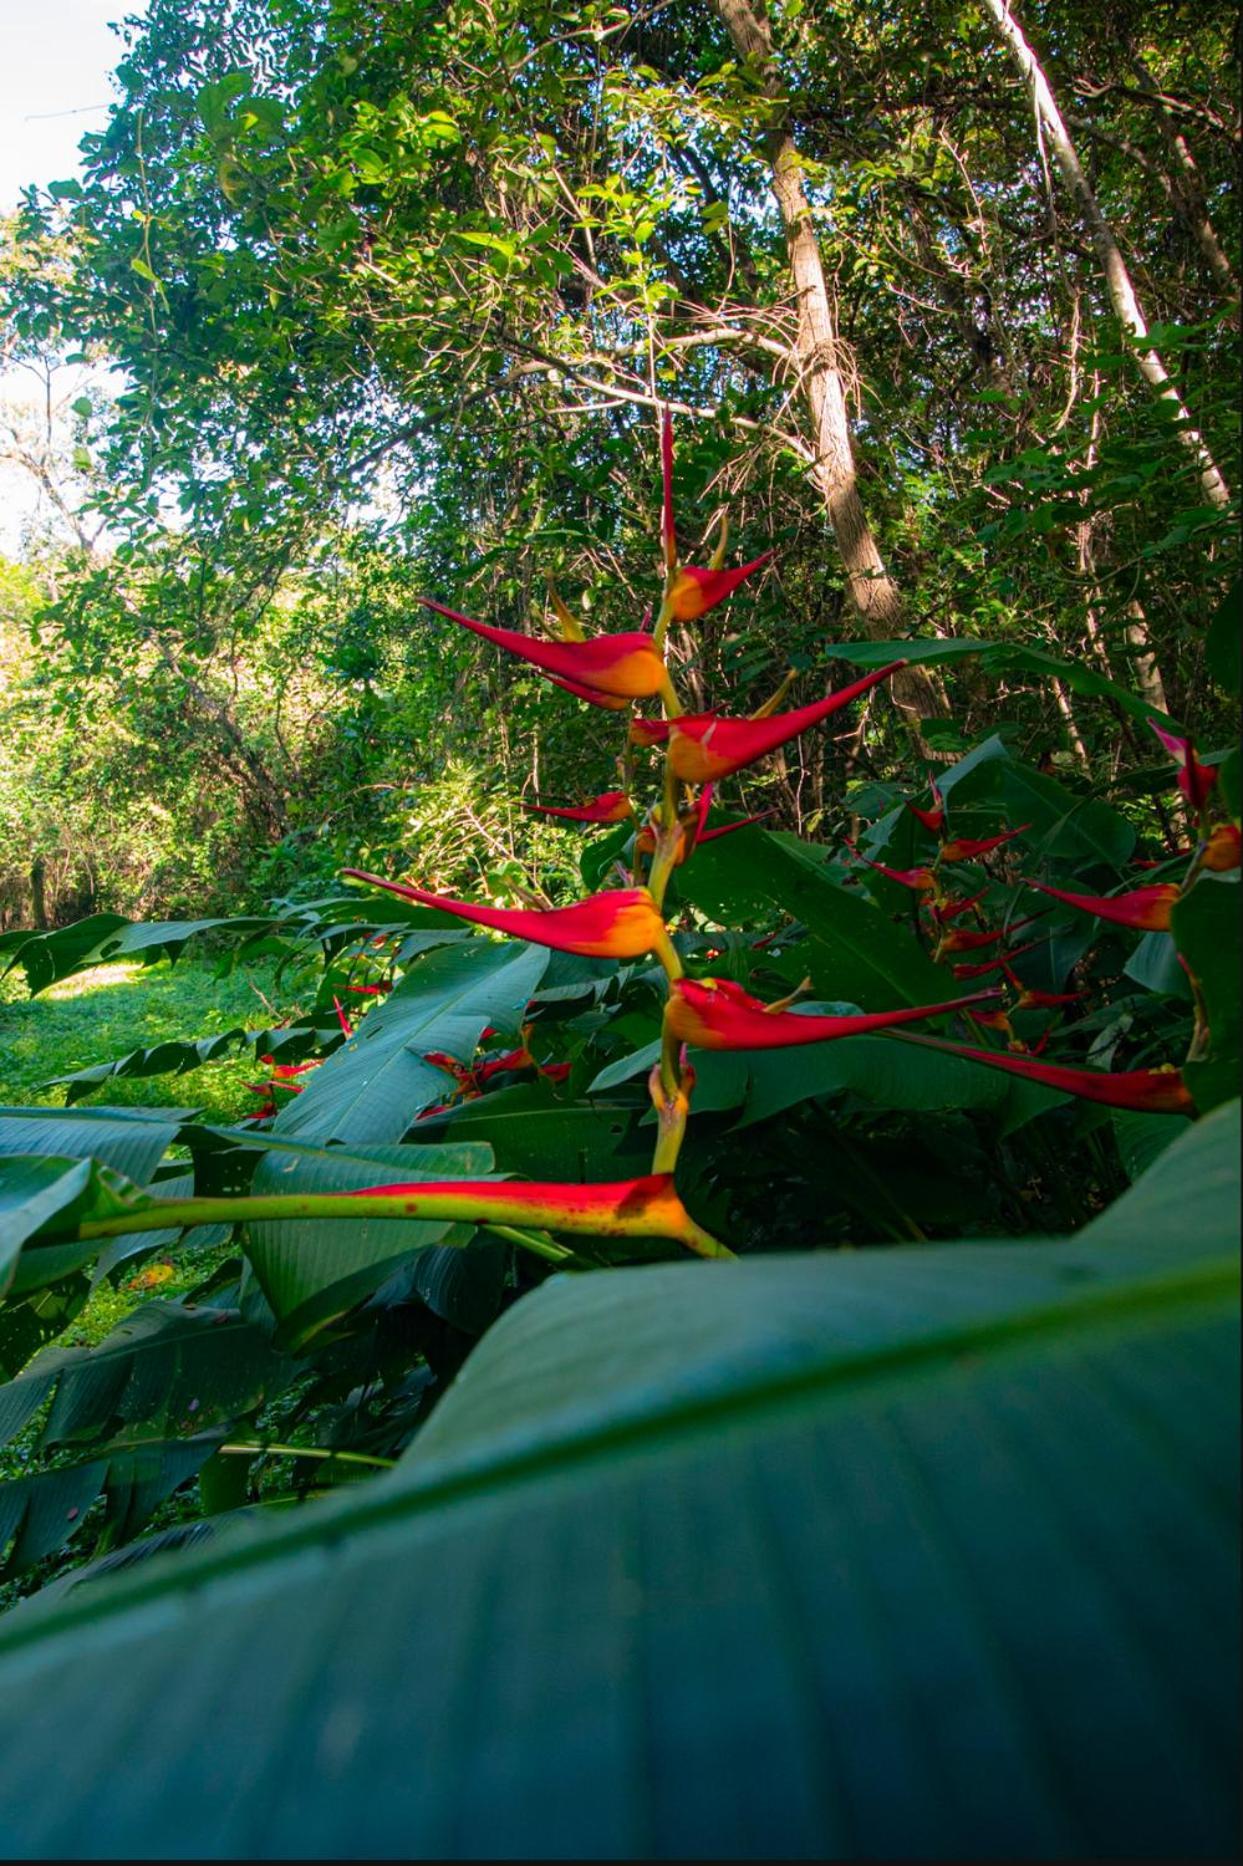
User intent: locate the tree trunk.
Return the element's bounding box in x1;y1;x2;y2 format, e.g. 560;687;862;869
707;0;949;736
982;0;1232;510
1130;56;1240;306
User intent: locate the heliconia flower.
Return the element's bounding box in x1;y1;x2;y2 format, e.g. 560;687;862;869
342;870;668;960
332;996;353;1038
1001;967;1084;1011
926;889;988;924
1148;718;1218;813
939;825;1030;863
1203;823;1241;872
968;1008;1015;1039
629;662;905;782
347;981;393;997
936;913;1043;956
1023;879;1181;933
666;556;774;623
350;1173;730;1257
951;939;1046;979
475;1046;570;1086
851;847;938;892
664;976;998;1050
896;1034;1195;1115
420;596;669;701
525;790;634;825
907;783;946;833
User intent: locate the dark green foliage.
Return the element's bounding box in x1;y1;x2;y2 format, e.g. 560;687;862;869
0;1104;1233;1857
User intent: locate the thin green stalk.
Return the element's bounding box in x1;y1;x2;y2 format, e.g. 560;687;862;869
219;1442;396;1471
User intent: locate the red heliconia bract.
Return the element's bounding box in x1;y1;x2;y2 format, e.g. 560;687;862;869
897;1035;1195;1115
1148;717;1218;813
951;939;1046;979
851;848;938;892
665;976;998;1050
907;782;946;833
666;556;774;623
421;597;669;701
349;1173;728;1256
630;662;906;783
342;871;669;960
525;791;634;825
939;825;1030;862
1024;879;1181;933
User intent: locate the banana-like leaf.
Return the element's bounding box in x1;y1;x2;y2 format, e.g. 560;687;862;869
0;1108;179;1184
0;1104;1233;1858
0;1300;296;1452
0;1434;222;1577
272;938;548;1145
826;636;1176;727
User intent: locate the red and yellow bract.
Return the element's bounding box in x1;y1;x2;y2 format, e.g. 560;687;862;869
630;662;906;783
1025;879;1181;932
421;597;669;701
666;976;997;1050
342;872;667;960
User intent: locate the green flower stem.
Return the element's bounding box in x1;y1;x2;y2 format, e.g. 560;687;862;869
481;1223;580;1265
72;1187;712;1250
218;1443;396;1471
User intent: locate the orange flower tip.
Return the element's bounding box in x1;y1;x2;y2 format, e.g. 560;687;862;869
1203;824;1241;872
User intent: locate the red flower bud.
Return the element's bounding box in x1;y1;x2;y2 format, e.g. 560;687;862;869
525;791;634;825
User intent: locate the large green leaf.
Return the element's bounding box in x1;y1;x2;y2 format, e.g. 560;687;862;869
271;938;548;1144
436;1079;649;1178
0;1435;221;1578
0;1109;179;1185
678;830;952;1006
0;1300;295;1452
0;1105;1233;1858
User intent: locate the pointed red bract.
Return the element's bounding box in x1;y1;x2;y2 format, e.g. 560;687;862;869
421;597;668;700
1148;717;1218;812
342;871;667;959
907;783;946;833
631;662;906;782
349;1173;727;1255
1024;879;1180;933
525;791;634;825
939;825;1030;862
926;889;988;924
665;976;998;1050
666;555;773;623
897;1035;1195;1114
853;849;938;892
951;939;1046;979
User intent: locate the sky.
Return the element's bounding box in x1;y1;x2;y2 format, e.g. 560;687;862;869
1;2;145;549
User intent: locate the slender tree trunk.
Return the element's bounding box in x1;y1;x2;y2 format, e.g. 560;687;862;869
982;0;1232;510
1130;56;1240;306
707;0;949;735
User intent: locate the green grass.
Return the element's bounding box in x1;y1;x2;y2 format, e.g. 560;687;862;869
0;955;293;1124
0;955;302;1364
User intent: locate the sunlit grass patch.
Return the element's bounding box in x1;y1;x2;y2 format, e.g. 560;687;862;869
0;956;294;1125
